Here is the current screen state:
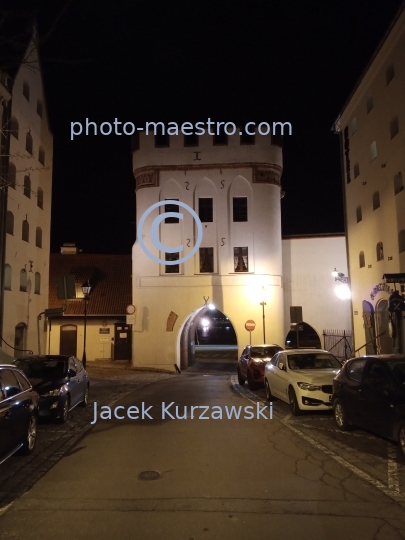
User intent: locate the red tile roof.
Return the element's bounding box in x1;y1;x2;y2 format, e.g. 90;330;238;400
49;254;132;316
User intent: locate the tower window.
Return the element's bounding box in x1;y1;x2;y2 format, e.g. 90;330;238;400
366;96;373;113
213;126;228;146
8;162;16;188
372;191;380;210
22;220;29;242
271;133;283;147
370;141;377;161
155;125;169;148
376;242;384;261
199;248;214;273
165;253;179;273
184;134;198;147
10;116;18;139
37;99;43;117
6;211;14;234
36;227;42;248
359;251;365;268
26;132;33;155
356;205;362;223
38;146;45;165
394;172;403;195
390;117;399;139
399;230;405;253
198;198;213;222
34;272;41;294
37;187;44;209
351;117;357;135
386;64;395;85
354;163;360;178
23;81;30;101
233;197;248;222
240;131;255;145
24;175;31;198
4;264;11;291
164;199;179;223
234;247;248;272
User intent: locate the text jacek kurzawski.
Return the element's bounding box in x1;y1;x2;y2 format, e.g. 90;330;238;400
91;401;272;424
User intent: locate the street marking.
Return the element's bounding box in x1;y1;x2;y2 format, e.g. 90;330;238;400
388;444;400;493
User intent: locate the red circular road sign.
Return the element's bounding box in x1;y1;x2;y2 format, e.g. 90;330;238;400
245;320;256;331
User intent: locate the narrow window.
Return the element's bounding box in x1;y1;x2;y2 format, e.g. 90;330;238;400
376;242;384;261
165;253;179;273
36;99;43;117
372;191;380;210
344;126;351;184
398;230;405;253
271;133;283;147
6;211;14;234
394;172;403;195
390;117;399;139
37;187;44;209
25;132;33;154
370;141;377;161
155;126;169;148
233;197;248;222
23;81;30;100
38;146;45;165
386;64;395;85
22;220;29;242
354;163;360;178
35;227;42;248
240;131;255;145
359;251;365;268
351;117;357;135
20;269;27;292
34;272;41;294
213;126;228;146
10;116;18;139
164;199;179;223
23;175;31;198
4;264;11;290
366;96;373;113
131;131;140;152
234;247;249;272
356;205;362;223
199;248;214;273
8;162;16;188
198;198;213;222
184;134;198;147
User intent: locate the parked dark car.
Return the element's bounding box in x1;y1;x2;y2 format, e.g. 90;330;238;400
333;354;405;456
13;355;89;424
238;344;283;390
0;365;38;465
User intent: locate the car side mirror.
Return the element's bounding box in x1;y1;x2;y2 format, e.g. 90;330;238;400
279;362;286;371
68;368;76;378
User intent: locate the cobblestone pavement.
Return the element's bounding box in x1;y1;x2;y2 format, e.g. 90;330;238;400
0;366;175;508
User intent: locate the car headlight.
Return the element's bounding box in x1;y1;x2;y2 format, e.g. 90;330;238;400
297;382;321;391
43;389;61;397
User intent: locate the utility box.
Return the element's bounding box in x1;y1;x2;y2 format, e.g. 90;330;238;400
290;306;303;324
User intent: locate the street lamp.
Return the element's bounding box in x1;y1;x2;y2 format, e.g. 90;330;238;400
332;268;349;284
81;281;91;367
332;268;351;300
260;287;266;343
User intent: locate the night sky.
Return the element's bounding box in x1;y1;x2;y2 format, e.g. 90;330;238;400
9;0;404;254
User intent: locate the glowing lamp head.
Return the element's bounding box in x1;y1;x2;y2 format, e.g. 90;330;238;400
335;283;351;300
332;268;339;278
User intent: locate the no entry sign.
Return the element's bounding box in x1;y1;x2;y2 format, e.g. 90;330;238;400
245;320;256;331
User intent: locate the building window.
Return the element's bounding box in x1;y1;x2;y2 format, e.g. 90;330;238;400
37;187;44;208
34;272;41;294
344;126;351;184
359;251;365;268
390;117;399;139
4;264;11;290
234;247;248;272
184;134;198;147
8;162;16;188
165;253;179;273
10;116;18;139
351;117;357;135
394;172;403;195
372;191;380;210
22;220;29;242
25;132;33;154
233;197;248;222
213;126;228;146
366;96;373;113
23;81;30;100
20;269;27;292
386;64;395;85
23;175;31;198
370;141;377;161
155;126;169;148
199;198;213;222
38;146;45;165
271;133;283;147
377;242;384;261
356;205;362;223
240;131;255;145
354;163;360;178
37;99;43;117
35;227;42;248
6;211;14;234
131;132;140;152
164;199;179;223
399;230;405;253
199;247;214;273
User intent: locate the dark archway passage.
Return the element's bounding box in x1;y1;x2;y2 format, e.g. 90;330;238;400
285;322;321;349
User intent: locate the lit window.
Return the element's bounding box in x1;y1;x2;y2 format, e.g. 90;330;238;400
376;242;384;261
359;251;365;268
165;253;179;273
372;191;380;210
370;141;377;161
199;198;213;222
233;197;248;222
234;247;248;272
390;117;399;139
394;172;403;195
199;248;214;273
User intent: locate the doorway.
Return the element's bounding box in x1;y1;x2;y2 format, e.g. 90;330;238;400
114;322;132;360
14;322;27;358
284;322;321;349
60;325;77;356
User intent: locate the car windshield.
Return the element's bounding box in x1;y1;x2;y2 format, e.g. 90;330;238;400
14;358;67;379
287;353;341;370
388;362;405;385
251;347;281;357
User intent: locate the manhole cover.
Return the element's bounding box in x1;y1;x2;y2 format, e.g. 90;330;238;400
138;470;161;481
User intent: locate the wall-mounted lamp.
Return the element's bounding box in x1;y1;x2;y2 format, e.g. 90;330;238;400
332;268;349;284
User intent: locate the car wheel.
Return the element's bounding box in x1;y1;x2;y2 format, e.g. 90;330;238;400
289;387;301;416
264;379;272;401
20;414;37;455
247;372;256;391
237;368;246;386
80;385;89;407
333;398;351;430
397;421;405;457
58;396;70;424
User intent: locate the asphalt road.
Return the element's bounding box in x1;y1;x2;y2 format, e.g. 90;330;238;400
1;355;405;539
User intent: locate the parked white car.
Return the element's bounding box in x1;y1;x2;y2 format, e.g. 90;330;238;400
264;349;342;415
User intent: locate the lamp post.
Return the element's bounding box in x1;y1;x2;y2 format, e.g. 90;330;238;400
260;287;266;343
82;281;91;367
